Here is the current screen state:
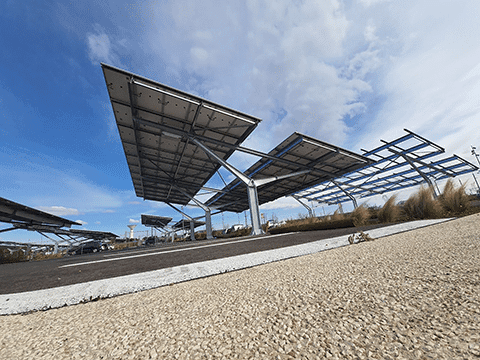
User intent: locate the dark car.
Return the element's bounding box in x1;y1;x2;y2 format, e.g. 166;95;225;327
144;236;160;246
68;241;103;255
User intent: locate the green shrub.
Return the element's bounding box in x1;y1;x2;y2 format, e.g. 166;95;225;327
377;195;400;223
402;186;443;220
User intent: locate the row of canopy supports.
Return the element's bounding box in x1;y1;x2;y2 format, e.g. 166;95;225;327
302;145;454;210
189;135;310;236
131;114;311;237
160;132;311;237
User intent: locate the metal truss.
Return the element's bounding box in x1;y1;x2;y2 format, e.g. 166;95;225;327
295;129;479;208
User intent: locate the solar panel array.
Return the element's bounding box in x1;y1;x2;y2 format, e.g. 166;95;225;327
0;197;80;229
104;66;474;228
205;133;372;212
172;219;206;230
295;130;478;205
141;214;172;228
102;64;261;206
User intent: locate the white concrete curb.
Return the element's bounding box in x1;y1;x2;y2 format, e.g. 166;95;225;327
0;218;452;315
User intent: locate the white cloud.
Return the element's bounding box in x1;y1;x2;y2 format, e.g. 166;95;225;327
358;0;391;7
75;220;88;226
129;218;140;224
38;206;80;216
260;196;303;210
146;0;382;153
86;24;122;66
352;0;480;159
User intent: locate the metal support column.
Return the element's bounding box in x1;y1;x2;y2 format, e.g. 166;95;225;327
167;203;196;242
189;136;265;236
205;208;213;240
247;182;263;235
38;232;60;254
189;221;195;241
332;180;358;209
292;196;313;217
172;185;214;240
395;153;438;198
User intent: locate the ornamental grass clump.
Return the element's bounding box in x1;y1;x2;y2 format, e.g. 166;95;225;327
331;209;345;221
439;178;470;215
377;195;401;223
350;205;370;226
402;186;443;220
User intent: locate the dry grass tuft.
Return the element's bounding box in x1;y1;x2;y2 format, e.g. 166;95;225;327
439;179;470;215
377;195;401;223
0;248;30;264
112;241;139;250
331;209;345;221
33;252;65;261
350;205;370;227
402;186;443;220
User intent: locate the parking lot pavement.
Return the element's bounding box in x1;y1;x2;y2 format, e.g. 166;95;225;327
0;218;451;315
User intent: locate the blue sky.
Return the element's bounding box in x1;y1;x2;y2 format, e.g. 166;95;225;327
1;0;480;241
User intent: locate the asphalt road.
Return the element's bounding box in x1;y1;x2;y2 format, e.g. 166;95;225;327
0;225;384;295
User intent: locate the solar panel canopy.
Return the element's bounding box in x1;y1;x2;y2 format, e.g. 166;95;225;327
295;130;478;205
205;133;372;213
0;197;80;229
141;214;172;228
102;64;261;206
172;219;205;230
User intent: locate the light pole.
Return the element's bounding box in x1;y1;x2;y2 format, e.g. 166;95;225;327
471;146;480;193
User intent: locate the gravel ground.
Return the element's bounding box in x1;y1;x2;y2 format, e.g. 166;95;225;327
0;214;479;359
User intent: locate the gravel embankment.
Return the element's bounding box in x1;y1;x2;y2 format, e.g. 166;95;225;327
1;214;479;359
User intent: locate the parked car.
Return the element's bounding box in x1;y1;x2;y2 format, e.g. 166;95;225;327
68;241;103;255
144;236;161;246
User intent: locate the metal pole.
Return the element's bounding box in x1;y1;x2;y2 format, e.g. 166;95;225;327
472;173;480;193
292;196;313;217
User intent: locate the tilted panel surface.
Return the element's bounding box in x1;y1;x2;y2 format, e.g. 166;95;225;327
205;133;372;212
295;130;478;205
141;214;172;227
102;64;261;206
172;219;205;230
0;197;80;228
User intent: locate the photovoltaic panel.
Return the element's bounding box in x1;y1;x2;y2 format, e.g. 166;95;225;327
172;219;205;230
295;130;478;205
205;133;372;213
0;197;80;228
141;214;172;228
102;64;261;206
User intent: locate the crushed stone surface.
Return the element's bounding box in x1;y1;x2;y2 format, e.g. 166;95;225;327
0;214;479;359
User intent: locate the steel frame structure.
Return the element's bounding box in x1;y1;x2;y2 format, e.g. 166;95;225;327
204;133;372;214
0;197;117;254
141;214;175;242
102;63;264;236
102;64;371;236
295;129;479;208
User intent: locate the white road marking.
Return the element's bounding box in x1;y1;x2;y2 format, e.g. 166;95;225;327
59;232;296;268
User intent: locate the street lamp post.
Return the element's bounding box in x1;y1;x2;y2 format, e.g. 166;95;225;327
471;146;480;194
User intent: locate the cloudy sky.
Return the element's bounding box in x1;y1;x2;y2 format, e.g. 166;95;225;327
1;0;480;241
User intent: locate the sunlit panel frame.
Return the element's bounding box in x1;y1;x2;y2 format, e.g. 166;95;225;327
0;197;117;253
102;63;261;206
102;63;263;238
295;129;478;207
0;197;80;229
205;133;373;213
